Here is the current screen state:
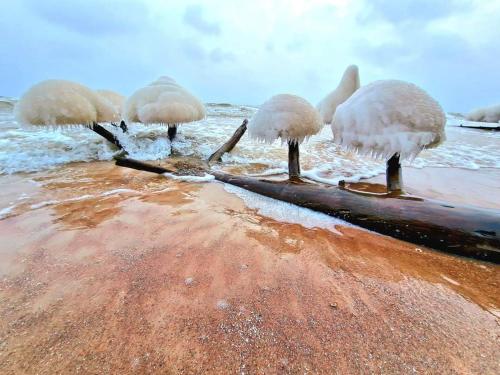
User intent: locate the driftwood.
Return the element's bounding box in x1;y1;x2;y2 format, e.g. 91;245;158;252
386;153;402;192
113;157;500;263
208;119;248;164
90;123;125;150
459;124;500;131
115;157;174;174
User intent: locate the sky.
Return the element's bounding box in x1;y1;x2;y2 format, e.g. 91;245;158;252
1;0;499;112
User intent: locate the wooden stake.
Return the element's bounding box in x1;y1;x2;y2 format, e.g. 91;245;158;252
208;119;248;164
119;120;128;133
168;125;177;141
288;141;300;180
386;153;402;193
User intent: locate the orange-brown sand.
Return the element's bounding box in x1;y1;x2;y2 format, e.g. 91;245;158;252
0;162;499;374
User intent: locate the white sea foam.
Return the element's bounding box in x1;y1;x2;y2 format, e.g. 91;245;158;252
0;204;17;219
163;173;215;182
0;100;499;179
224;184;352;234
30;194;94;209
100;188;138;196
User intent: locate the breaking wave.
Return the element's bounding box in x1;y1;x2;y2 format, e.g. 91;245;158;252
0;98;499;184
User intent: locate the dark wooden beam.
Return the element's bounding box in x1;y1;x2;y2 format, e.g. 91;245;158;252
208;119;248;164
89;122;125;150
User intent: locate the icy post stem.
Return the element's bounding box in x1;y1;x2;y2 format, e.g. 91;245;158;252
288;140;300;180
168;124;177;141
386;153;402;192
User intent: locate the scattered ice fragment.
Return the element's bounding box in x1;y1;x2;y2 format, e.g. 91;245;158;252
216;299;230;310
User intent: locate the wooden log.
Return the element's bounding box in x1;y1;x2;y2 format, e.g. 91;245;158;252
212;173;500;263
288;141;300;180
459;124;500;131
113;157;500;262
115;157;174;174
89;122;125;150
386;153;402;192
208;119;248;164
168;125;177;141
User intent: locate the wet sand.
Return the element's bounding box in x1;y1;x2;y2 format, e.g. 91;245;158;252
366;167;500;209
0;162;499;374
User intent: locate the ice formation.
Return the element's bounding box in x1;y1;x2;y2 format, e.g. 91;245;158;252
124;76;205;126
317;65;360;124
466;104;500;123
332;80;446;160
248;94;322;144
96;89;125;121
15;80;117;126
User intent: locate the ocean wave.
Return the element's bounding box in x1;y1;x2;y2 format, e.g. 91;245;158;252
0;106;498;178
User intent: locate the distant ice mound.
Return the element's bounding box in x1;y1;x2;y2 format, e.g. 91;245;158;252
124;77;205;125
332;80;446;160
317;65;360;124
466;104;500;123
249;94;322;144
96;90;125;120
15;80;118;126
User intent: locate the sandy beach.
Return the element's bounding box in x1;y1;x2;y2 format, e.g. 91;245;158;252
0;162;498;374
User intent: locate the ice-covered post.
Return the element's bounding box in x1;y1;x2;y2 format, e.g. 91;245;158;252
317;64;360;125
248;94;322;181
124;76;205;143
15;79;126;152
331;80;446;193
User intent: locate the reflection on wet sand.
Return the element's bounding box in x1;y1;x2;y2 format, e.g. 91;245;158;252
0;162;498;374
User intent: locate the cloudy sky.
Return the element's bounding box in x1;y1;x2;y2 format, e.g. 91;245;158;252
1;0;499;112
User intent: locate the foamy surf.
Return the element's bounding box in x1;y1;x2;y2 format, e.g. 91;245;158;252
0;100;499;180
223;184;353;235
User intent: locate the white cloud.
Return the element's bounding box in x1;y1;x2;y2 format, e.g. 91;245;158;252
0;0;499;111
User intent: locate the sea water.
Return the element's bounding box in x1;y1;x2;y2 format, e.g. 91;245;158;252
0;98;499;182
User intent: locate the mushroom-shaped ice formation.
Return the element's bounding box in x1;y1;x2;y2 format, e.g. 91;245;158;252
332;80;446;192
15;80;117;126
96;89;125;122
248;94;322;180
124;76;205;140
466;103;500;123
317;65;360;124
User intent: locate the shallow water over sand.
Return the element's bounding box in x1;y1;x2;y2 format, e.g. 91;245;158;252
0;162;498;374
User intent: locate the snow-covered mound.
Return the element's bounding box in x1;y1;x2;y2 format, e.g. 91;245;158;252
15;80;118;125
249;94;322;144
124;76;205;126
317;65;360;124
466;104;500;123
332;80;446;160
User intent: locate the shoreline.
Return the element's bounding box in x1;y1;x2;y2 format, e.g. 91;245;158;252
0;162;499;373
